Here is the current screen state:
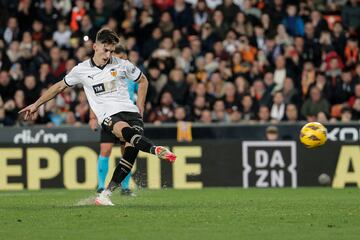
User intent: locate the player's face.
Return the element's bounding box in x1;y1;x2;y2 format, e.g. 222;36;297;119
94;43;115;65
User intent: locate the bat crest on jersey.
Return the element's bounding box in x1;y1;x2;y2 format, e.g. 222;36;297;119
110;68;117;77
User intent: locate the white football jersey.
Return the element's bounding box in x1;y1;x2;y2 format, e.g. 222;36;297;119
64;56;142;123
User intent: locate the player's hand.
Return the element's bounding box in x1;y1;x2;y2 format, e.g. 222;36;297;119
18;103;39;121
89;118;98;131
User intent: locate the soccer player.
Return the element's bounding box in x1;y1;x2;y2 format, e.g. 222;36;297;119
89;44;136;196
19;28;176;206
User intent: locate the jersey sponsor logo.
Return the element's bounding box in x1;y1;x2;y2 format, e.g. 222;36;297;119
93;83;105;94
92;80;117;95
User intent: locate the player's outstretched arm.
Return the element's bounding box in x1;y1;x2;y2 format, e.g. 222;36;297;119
19;80;68;121
136;74;148;117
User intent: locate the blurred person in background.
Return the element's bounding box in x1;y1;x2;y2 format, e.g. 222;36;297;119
348;83;360;120
21;74;41;105
270;91;286;121
169;0;194;34
251;79;271;107
340;106;353;122
282;77;300;107
190;95;207;121
211;99;230;123
208;71;225;98
3;17;20;45
2;89;25;125
341;0;360;35
53;19;72;48
193;0;210;32
344;36;358;67
211;10;229;40
240;94;256;121
257;104;271;123
332;67;355;104
332;21;347;60
265;125;279;141
70;0;88;32
49;46;66;81
173;105;189;122
38;62;55;87
6;41;21;63
148;91;175;124
78;14;98;43
90;0;110;29
162;68;189;105
285;103;299;122
282;4;304;37
200;109;212;123
311;71;332;102
301;86;330;122
222;82;241;113
273;55;288;92
38;0;60;33
0;70;17;103
317;111;329;123
215;0;240;25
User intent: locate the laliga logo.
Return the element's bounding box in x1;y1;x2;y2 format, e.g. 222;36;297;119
13;130;68;144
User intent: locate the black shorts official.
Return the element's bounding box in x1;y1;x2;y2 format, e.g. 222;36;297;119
101;112;144;143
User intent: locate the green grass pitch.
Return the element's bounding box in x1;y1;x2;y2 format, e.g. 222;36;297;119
0;188;359;240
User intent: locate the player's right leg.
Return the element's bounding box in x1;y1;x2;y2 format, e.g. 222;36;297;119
112;121;176;162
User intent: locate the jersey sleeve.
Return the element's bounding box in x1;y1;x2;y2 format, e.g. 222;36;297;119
63;65;81;87
124;60;142;82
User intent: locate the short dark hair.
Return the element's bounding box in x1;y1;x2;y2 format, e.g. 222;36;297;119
96;28;119;45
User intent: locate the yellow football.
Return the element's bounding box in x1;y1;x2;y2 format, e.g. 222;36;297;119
300;122;327;148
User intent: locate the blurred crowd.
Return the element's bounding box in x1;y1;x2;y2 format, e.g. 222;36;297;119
1;0;360;127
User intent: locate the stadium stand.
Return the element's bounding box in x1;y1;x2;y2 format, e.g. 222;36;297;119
0;0;359;126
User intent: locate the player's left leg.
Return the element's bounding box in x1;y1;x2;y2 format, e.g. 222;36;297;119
119;144;136;196
107;142;138;191
96;142;138;205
